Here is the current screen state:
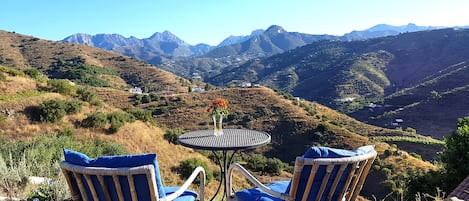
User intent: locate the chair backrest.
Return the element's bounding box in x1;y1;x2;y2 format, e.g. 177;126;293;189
60;161;159;201
288;149;377;201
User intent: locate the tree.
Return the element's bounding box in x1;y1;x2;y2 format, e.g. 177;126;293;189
439;116;469;190
177;158;212;184
81;111;108;129
406;116;469;198
38;99;66;123
163;128;185;144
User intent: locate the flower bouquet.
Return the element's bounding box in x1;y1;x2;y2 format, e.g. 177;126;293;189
207;98;228;136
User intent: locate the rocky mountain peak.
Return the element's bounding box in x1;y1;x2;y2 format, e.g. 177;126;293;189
265;25;286;35
149;30;188;45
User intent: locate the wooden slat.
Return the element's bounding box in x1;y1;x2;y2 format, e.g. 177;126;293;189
97;175;112;201
301;164;319;201
315;165;333;201
61;170;81;201
289;159;305;200
350;158;375;201
145;171;158;201
112;175;125;201
73;172;89;201
343;162;360;201
84;175;99;200
128;174;138;201
347;160;367;201
326;164;347;201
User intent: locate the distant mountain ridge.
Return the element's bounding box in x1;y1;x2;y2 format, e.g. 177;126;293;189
62;23;446;60
341;23;441;40
203;25;337;58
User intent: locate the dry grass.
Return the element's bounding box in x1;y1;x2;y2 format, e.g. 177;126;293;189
0;74;39;94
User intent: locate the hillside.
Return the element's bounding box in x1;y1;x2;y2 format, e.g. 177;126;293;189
0;68;223;198
0;30;189;95
0;30;444;200
208;28;469;139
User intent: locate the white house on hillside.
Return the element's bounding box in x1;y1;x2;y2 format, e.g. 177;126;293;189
129;87;143;94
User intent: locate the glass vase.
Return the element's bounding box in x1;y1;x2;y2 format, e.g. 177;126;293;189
212;114;224;136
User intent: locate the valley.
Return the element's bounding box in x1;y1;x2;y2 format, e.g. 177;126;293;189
0;25;467;200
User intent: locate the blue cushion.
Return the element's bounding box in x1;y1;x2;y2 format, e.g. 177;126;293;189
235;180;290;201
63;149;166;199
303;145;375;159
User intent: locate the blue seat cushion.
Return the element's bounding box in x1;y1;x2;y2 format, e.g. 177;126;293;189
235;180;290;201
63;149;166;199
164;186;198;201
303;145;375;159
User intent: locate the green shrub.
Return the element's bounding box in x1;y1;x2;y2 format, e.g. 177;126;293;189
77;87;97;102
244;154;266;172
89;98;103;107
177;158;212;184
0;132;128;200
38;99;66;123
81;111;108;129
243;154;285;176
149;93;160;101
58;127;75;137
141;94;152;104
63;99;83;114
127;108;153;123
0;152;30;199
23;68;47;82
0;66;24;76
107;111;135;133
0;72;7;81
264;158;284;176
163;128;185;145
47;79;77;95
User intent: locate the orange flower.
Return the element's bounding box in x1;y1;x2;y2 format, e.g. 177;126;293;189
207;98;229;117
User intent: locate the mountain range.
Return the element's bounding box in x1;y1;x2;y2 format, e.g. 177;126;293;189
208;28;469;139
62;23;440;59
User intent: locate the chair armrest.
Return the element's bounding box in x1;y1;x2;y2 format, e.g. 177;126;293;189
161;166;206;201
228;163;290;200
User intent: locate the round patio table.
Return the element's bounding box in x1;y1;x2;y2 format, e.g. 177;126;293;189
178;129;271;201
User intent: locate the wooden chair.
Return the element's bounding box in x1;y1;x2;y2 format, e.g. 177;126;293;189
227;146;377;201
60;149;206;201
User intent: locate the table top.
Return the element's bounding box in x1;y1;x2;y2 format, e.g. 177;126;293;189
178;129;271;151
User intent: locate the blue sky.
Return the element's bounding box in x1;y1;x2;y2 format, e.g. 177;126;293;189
2;0;468;46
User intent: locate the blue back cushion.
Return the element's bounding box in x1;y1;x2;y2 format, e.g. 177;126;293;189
293;145;374;201
63;149;166;199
